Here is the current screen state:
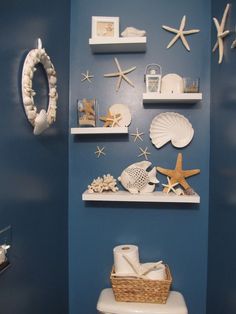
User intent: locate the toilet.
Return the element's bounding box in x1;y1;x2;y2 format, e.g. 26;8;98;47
97;288;188;314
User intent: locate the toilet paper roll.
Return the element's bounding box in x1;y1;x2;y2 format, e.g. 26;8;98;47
144;263;166;280
113;245;140;275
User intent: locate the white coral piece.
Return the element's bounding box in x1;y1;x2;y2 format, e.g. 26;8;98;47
88;174;119;193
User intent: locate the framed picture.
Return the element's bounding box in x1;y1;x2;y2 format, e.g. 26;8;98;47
92;16;119;39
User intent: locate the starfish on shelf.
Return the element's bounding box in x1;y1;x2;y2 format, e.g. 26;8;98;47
162;15;200;51
104;57;136;92
156;153;200;194
131;128;144;142
100;110;121;127
81;70;94;83
95;146;106;158
212;3;230;64
79;99;95;119
138;147;151;160
162;176;179;194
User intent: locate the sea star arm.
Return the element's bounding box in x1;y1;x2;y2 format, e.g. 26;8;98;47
121;74;135;87
221;3;230;31
180;16;186;31
114;57;122;72
182;169;200;178
180;33;190;51
156;167;174;177
104;72;119;77
162;25;178;33
167;34;180;49
123;66;137;75
183;29;200;35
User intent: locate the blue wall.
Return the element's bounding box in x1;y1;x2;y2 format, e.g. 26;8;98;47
0;1;70;314
69;1;211;314
208;1;236;313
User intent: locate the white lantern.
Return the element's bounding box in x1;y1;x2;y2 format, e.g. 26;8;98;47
144;64;162;93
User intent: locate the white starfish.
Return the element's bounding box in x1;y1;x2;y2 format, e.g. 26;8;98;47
81;70;94;83
104;58;136;91
162;15;200;51
131;128;144;142
138;147;150;160
212;3;230;63
95;146;105;158
162;177;179;194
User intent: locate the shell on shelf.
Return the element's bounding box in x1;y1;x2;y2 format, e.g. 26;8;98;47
109;104;132;127
150;112;194;148
161;74;184;94
121;27;146;37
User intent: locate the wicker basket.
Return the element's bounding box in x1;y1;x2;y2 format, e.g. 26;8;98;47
110;264;172;304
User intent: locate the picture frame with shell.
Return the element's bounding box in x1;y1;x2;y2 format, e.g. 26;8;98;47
92;16;119;39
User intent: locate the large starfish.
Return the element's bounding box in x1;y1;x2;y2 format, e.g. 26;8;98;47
104;57;136;91
162;16;200;51
212;3;230;64
99;110;121;127
156;153;200;193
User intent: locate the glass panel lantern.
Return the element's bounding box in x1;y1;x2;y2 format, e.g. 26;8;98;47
77;98;97;127
144;64;162;93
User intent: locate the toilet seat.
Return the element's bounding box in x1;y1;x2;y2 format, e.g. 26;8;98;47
97;288;188;314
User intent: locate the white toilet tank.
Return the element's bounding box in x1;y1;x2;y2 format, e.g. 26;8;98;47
97;289;188;314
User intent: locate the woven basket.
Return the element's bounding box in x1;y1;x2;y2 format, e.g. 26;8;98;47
110;264;172;304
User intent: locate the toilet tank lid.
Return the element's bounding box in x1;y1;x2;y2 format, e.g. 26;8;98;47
97;289;188;314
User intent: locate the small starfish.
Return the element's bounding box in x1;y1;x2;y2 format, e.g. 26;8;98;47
81;70;94;83
162;177;179;194
95;146;105;158
162;15;200;51
138;147;151;160
156;153;200;193
212;3;230;64
104;57;136;91
131;129;144;142
100;110;121;127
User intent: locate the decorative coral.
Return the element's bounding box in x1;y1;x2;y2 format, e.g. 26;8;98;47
88;174;119;193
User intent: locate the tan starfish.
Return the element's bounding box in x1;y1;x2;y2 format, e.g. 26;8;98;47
156;153;200;193
162;15;200;51
138;147;151;160
162;177;179;194
100;110;121;127
81;70;94;83
131;128;144;142
104;57;136;91
212;3;230;64
95;146;105;158
79;99;95;119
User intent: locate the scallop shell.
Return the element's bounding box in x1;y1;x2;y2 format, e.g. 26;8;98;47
109;104;132;127
150;112;194;148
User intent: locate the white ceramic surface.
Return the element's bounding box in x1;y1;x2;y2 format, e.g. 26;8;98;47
109;104;132;127
161;74;184;94
150;112;194;148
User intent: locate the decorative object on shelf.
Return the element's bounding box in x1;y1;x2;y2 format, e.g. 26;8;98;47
162;15;200;51
121;27;146;37
150;112;194;149
183;77;199;93
161;74;184;94
81;70;94;83
131;128;144;142
118;161;159;194
0;244;10;266
104;57;136;92
78;98;96;127
212;3;230;63
144;64;162;93
162;177;179;194
95;146;106;158
88;174;119;193
100;110;122;127
156;153;200;195
92;16;119;39
138;146;151;160
175;188;185;196
21;38;58;135
109;104;132;127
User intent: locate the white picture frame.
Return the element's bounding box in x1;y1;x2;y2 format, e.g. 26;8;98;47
92;16;119;39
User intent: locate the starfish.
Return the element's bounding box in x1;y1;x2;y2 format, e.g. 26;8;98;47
100;110;121;127
104;57;136;91
95;146;105;158
156;153;200;193
212;3;230;64
131;128;144;142
80;99;95;119
162;177;179;194
138;147;151;160
162;15;200;51
81;70;94;83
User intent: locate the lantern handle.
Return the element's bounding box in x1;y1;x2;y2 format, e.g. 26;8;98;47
144;64;162;76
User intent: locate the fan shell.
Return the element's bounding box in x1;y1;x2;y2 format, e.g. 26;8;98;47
150;112;194;148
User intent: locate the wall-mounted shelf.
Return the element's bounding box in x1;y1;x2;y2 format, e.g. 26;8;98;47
143;93;202;104
89;37;147;53
82;190;200;203
71;127;128;134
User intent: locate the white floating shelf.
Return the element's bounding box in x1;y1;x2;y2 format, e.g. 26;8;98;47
89;37;147;53
82;190;200;203
143;93;202;104
71;127;128;135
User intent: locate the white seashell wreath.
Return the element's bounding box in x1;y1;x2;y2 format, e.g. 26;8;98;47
21;38;58;135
